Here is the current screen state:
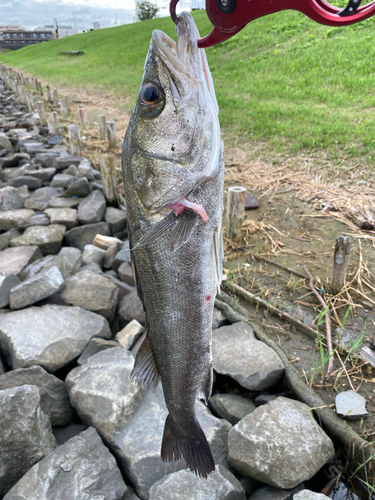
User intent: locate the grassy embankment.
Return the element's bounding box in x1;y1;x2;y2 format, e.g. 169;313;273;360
1;10;375;165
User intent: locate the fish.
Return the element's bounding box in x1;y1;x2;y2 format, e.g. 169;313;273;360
122;11;224;478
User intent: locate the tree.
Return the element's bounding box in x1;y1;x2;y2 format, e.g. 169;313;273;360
135;0;159;21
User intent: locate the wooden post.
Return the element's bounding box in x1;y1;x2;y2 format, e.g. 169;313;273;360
100;155;116;203
331;236;351;295
50;111;60;135
26;93;34;113
31;78;36;90
12;80;18;95
59;97;69;117
68;124;81;155
52;89;58;106
46;85;52;102
106;121;116;149
226;186;247;242
93;234;123;250
37;101;47;126
78;105;88;127
99;115;106;140
37;81;43;95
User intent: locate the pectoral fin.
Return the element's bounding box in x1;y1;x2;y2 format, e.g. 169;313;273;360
131;330;160;390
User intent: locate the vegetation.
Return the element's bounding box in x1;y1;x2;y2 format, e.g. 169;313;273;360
135;0;159;21
1;10;375;161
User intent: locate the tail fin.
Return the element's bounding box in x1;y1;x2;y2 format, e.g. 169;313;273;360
161;414;215;478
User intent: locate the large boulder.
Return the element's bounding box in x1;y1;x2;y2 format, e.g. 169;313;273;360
0;186;23;211
228;397;335;489
78;190;106;225
0;366;73;426
212;322;284;391
64;221;110;251
3;427;127;500
0;245;42;277
61;269;120;321
10;224;66;255
0;305;111;372
149;465;246;500
0;208;35;231
0;385;56;497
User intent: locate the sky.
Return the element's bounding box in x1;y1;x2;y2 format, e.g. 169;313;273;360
0;0;202;30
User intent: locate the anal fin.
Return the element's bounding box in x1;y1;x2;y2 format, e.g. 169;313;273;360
131;330;160;390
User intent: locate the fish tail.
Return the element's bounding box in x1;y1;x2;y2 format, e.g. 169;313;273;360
161;414;215;478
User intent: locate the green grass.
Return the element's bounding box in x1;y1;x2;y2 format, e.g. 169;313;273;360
1;10;375;161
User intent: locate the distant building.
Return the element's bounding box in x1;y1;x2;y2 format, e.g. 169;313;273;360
0;25;23;42
0;29;53;50
43;24;77;38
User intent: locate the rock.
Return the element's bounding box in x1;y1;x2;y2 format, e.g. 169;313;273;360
21;255;54;280
0;208;35;231
112;240;131;272
34;152;60;168
23;141;46;154
335;390;368;420
209;393;256;425
212;322;284;391
64;176;92;197
81;262;102;273
44;207;78;228
54;155;82;170
0;273;20;308
228;397;335;489
0;186;23;211
0;135;14;153
24;187;60;210
64;221;110;251
0;228;21;251
105;206;127;234
249;485;304;500
245;192;260;209
17;212;50;230
10;224;66;255
52;423;88;445
3;427;127;500
254;394;279;406
7;175;43;190
0;357;5;374
50;173;75;188
77;338;119;365
0;365;73;426
0;153;30;169
47;134;64;146
0;385;56;497
10;266;65;309
61;269;120;321
149;465;246;500
293;491;330;500
116;319;144;349
212;307;228;330
104;241;123;269
76;162;95;180
82;243;106;267
118;290;145;325
78;190;106;225
65;164;78;176
0;245;42;277
0;304;111;372
47;197;82;208
66;348;145;442
26;167;56;182
118;261;135;286
37;246;81;280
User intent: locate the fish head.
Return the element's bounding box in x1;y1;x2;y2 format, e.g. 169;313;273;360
123;12;220;214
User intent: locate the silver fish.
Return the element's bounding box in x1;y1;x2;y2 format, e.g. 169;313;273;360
122;12;224;478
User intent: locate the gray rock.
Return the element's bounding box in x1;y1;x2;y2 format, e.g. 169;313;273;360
212;307;228;330
66;348;145;442
149;465;246;500
47;197;82;208
209;393;256;425
113;383;231;499
16;213;50;230
293;491;330;500
228;397;335;489
77;338;119;365
82;243;106;267
0;228;22;252
42;246;82;279
44;207;78;229
212;322;284;391
7;175;43;190
78;190;106;225
80;262;102;273
335;390;368;420
47;135;64;146
104;241;123;269
65;164;78;176
118;261;135;286
0;273;21;308
34;152;60;168
0;208;35;231
116;319;144;349
249;485;304;500
0;304;111;372
245;192;260;210
0;245;42;277
23;141;46;154
0;136;14;153
10;266;65;309
54;155;82;170
118;290;145;325
0;186;23;211
76;162;95;180
27;167;56;182
0;385;56;497
24;187;60;210
3;427;127;500
52;423;88;445
112;240;131;272
61;269;120;321
65;221;110;250
254;394;279;406
50;173;75;188
64;176;92;197
105;206;127;234
0;357;5;374
10;224;66;255
0;153;30;169
21;255;55;280
0;365;73;426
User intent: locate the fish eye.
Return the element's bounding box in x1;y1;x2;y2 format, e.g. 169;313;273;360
139;83;165;115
